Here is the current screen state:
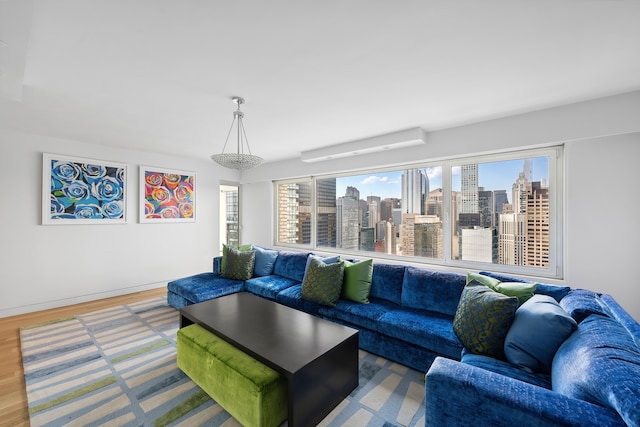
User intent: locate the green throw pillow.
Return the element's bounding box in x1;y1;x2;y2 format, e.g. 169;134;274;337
466;271;500;288
301;258;345;307
492;282;537;305
221;243;252;273
222;248;256;280
453;284;519;359
466;272;537;305
342;259;373;304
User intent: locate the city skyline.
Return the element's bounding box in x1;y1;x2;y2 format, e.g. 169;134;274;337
335;157;548;202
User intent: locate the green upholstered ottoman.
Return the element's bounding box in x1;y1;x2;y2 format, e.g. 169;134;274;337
177;324;287;427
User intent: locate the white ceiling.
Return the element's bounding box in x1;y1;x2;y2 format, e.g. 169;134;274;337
1;1;639;164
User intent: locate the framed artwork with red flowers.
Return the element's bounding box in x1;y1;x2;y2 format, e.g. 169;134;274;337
42;153;128;225
139;166;195;223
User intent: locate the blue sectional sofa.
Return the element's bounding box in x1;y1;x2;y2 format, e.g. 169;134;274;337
168;248;640;426
168;249;466;371
426;273;640;427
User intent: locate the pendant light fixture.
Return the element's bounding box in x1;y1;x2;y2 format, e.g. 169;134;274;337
211;96;263;170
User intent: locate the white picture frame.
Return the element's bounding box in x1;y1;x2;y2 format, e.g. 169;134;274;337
139;165;196;223
42;153;127;225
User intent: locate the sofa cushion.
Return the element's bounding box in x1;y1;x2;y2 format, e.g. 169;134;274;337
453;284;519;359
301;258;344;307
252;246;279;277
402;268;466;316
559;289;609;323
342;259;373;304
378;308;462;359
275;285;324;316
552;314;640;427
504;295;577;373
222;248;256;280
167;273;244;304
461;353;552;390
318;298;395;332
245;275;299;300
370;263;405;305
272;251;311;282
479;271;570;302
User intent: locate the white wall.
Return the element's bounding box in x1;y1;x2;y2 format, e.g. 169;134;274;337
0;129;239;317
564;133;640;320
240;91;640;320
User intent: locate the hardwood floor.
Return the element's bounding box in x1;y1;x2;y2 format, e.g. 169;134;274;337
0;287;167;427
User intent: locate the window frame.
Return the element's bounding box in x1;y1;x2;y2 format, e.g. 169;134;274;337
273;146;563;279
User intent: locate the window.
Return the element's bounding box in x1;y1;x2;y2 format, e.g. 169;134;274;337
275;179;312;245
274;147;562;278
220;184;239;249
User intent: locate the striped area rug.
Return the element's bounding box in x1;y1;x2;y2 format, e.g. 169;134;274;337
20;297;426;426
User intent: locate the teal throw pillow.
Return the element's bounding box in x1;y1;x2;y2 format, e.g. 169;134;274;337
342;259;373;304
301;258;344;307
504;294;577;373
221;243;252;273
453;284;519;359
252;246;278;277
222;248;256;280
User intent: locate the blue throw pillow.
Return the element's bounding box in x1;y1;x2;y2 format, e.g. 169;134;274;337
252;246;279;277
504;294;577;373
552;315;640;426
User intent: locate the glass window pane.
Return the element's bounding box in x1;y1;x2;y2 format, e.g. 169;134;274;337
276;181;311;245
317;167;443;259
451;157;550;268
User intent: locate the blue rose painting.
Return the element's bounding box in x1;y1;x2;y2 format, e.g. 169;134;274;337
46;155;126;223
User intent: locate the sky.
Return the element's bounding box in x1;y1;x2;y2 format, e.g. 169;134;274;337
335;157;549;203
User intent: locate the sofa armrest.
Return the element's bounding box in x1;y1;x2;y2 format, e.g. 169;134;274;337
425;357;624;427
213;256;222;274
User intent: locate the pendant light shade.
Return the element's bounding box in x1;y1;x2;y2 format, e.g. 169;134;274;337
211;97;263;170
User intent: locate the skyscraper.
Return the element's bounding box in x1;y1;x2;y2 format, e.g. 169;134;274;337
460;164;478;214
414;215;443;258
336;195;359;250
526;181;549;267
277;182;311;244
316;178;336;247
401;169;429;214
478;188;495;228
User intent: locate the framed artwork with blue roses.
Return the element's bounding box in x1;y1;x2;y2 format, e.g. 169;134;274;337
139;166;195;223
42;153;127;225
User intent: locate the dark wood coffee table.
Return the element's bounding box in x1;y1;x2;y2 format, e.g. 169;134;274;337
180;292;359;427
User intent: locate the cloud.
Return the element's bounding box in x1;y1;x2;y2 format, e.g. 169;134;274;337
426;166;442;180
360;175;389;185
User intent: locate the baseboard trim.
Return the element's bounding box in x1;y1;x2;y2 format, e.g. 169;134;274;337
0;282;167;319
